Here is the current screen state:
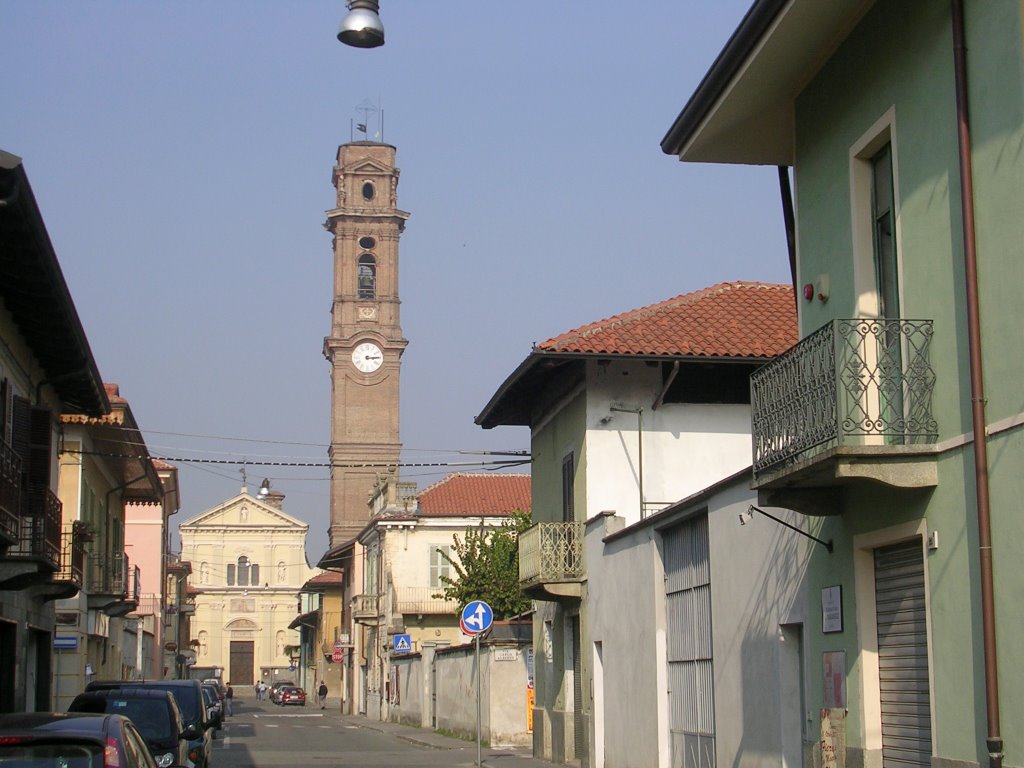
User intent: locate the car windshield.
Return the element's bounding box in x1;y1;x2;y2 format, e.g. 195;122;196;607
70;698;172;742
0;741;102;767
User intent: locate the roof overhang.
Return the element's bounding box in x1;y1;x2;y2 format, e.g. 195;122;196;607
660;0;876;165
0;151;108;416
289;608;321;630
476;349;770;429
317;537;356;570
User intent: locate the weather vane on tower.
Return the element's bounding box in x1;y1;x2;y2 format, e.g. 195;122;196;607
352;98;383;142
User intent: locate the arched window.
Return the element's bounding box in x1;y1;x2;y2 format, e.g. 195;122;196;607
238;556;250;587
362;181;374;201
226;564;235;586
358;254;376;299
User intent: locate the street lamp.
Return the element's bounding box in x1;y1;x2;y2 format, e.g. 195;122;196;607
338;1;384;49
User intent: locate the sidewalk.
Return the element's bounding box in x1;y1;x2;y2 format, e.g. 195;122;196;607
337;712;557;768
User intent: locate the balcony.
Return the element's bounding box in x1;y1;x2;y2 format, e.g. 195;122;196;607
86;551;131;613
352;593;380;625
106;563;142;617
0;486;62;590
132;593;162;617
0;439;21;549
519;521;584;601
47;522;88;600
750;319;938;515
393;586;459;616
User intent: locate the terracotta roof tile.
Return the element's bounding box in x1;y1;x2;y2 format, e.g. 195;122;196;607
417;474;531;517
303;571;344;590
539;281;796;359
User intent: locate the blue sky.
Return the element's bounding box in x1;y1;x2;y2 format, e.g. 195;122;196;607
3;1;788;559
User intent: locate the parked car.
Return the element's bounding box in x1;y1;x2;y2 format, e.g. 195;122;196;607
68;688;192;768
201;684;222;731
86;680;212;768
278;686;306;706
267;680;295;705
200;678;224;701
0;712;157;767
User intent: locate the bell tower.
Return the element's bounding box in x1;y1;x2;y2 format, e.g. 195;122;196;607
323;141;409;547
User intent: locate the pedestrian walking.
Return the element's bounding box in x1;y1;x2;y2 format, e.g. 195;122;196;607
224;682;234;717
317;681;328;709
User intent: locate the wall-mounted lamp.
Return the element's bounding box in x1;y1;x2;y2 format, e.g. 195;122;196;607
741;504;834;554
338;0;384;48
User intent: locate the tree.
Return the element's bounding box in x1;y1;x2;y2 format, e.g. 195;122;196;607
437;508;531;620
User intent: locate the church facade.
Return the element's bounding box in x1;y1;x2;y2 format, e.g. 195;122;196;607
179;486;317;686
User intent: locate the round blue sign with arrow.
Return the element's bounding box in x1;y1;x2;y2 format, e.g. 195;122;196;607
460;600;494;636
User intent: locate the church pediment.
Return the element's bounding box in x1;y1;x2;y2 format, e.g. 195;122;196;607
346;158;392;176
179;493;309;531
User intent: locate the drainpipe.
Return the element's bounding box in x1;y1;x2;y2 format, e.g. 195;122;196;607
777;166;798;313
950;3;1001;767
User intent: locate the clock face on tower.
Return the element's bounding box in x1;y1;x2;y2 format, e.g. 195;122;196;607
351;342;383;373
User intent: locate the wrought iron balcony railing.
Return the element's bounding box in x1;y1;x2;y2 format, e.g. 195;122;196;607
55;522;88;586
86;551;129;596
751;318;937;479
519;521;584;587
7;486;62;568
133;593;162;616
392;586;459;615
0;439;21;545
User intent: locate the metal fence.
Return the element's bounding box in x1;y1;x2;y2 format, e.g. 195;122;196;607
751;318;937;478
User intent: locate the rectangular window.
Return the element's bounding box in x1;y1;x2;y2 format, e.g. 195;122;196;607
871;143;899;319
429;545;451;589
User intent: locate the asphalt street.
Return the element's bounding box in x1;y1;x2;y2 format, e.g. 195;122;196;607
212;687;554;768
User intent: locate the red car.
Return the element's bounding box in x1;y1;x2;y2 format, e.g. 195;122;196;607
278;686;306;706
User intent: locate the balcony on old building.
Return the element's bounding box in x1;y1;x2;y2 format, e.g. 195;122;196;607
352;593;380;625
85;551;130;613
0;484;62;590
393;586;459;616
750;318;939;516
519;521;584;601
45;522;89;601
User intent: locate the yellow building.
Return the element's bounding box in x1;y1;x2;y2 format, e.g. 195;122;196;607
179;484;316;687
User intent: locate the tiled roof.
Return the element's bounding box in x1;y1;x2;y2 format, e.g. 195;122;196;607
417;474;531;517
302;571;344;590
539;281;796;358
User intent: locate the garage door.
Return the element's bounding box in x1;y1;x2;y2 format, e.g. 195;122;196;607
874;539;931;768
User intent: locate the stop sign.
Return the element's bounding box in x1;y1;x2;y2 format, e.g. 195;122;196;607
332;648;343;663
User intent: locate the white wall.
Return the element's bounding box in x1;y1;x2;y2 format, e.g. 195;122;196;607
584;359;752;527
585;475;810;768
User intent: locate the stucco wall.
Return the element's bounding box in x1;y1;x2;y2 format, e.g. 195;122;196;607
586;475;810;768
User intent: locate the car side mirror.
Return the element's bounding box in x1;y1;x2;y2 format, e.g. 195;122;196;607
182;725;201;740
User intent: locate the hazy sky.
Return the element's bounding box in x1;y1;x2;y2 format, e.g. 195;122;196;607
3;1;788;562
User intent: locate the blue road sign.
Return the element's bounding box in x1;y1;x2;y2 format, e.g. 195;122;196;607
54;636;78;651
393;634;412;654
460;600;494;635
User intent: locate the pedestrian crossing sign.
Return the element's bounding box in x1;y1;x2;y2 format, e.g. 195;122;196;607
393;634;412;654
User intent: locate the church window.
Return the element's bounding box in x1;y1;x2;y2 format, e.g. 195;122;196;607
362;181;375;200
238;556;251;587
226;564;235;586
359;236;376;249
358;254;376;299
251;563;260;585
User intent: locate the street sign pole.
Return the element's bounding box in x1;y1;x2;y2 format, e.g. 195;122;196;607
476;631;482;768
459;600;493;768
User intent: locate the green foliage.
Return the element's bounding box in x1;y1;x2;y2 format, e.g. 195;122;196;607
437;508;532;620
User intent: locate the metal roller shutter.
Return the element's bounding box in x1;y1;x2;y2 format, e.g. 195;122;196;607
874;539;932;768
